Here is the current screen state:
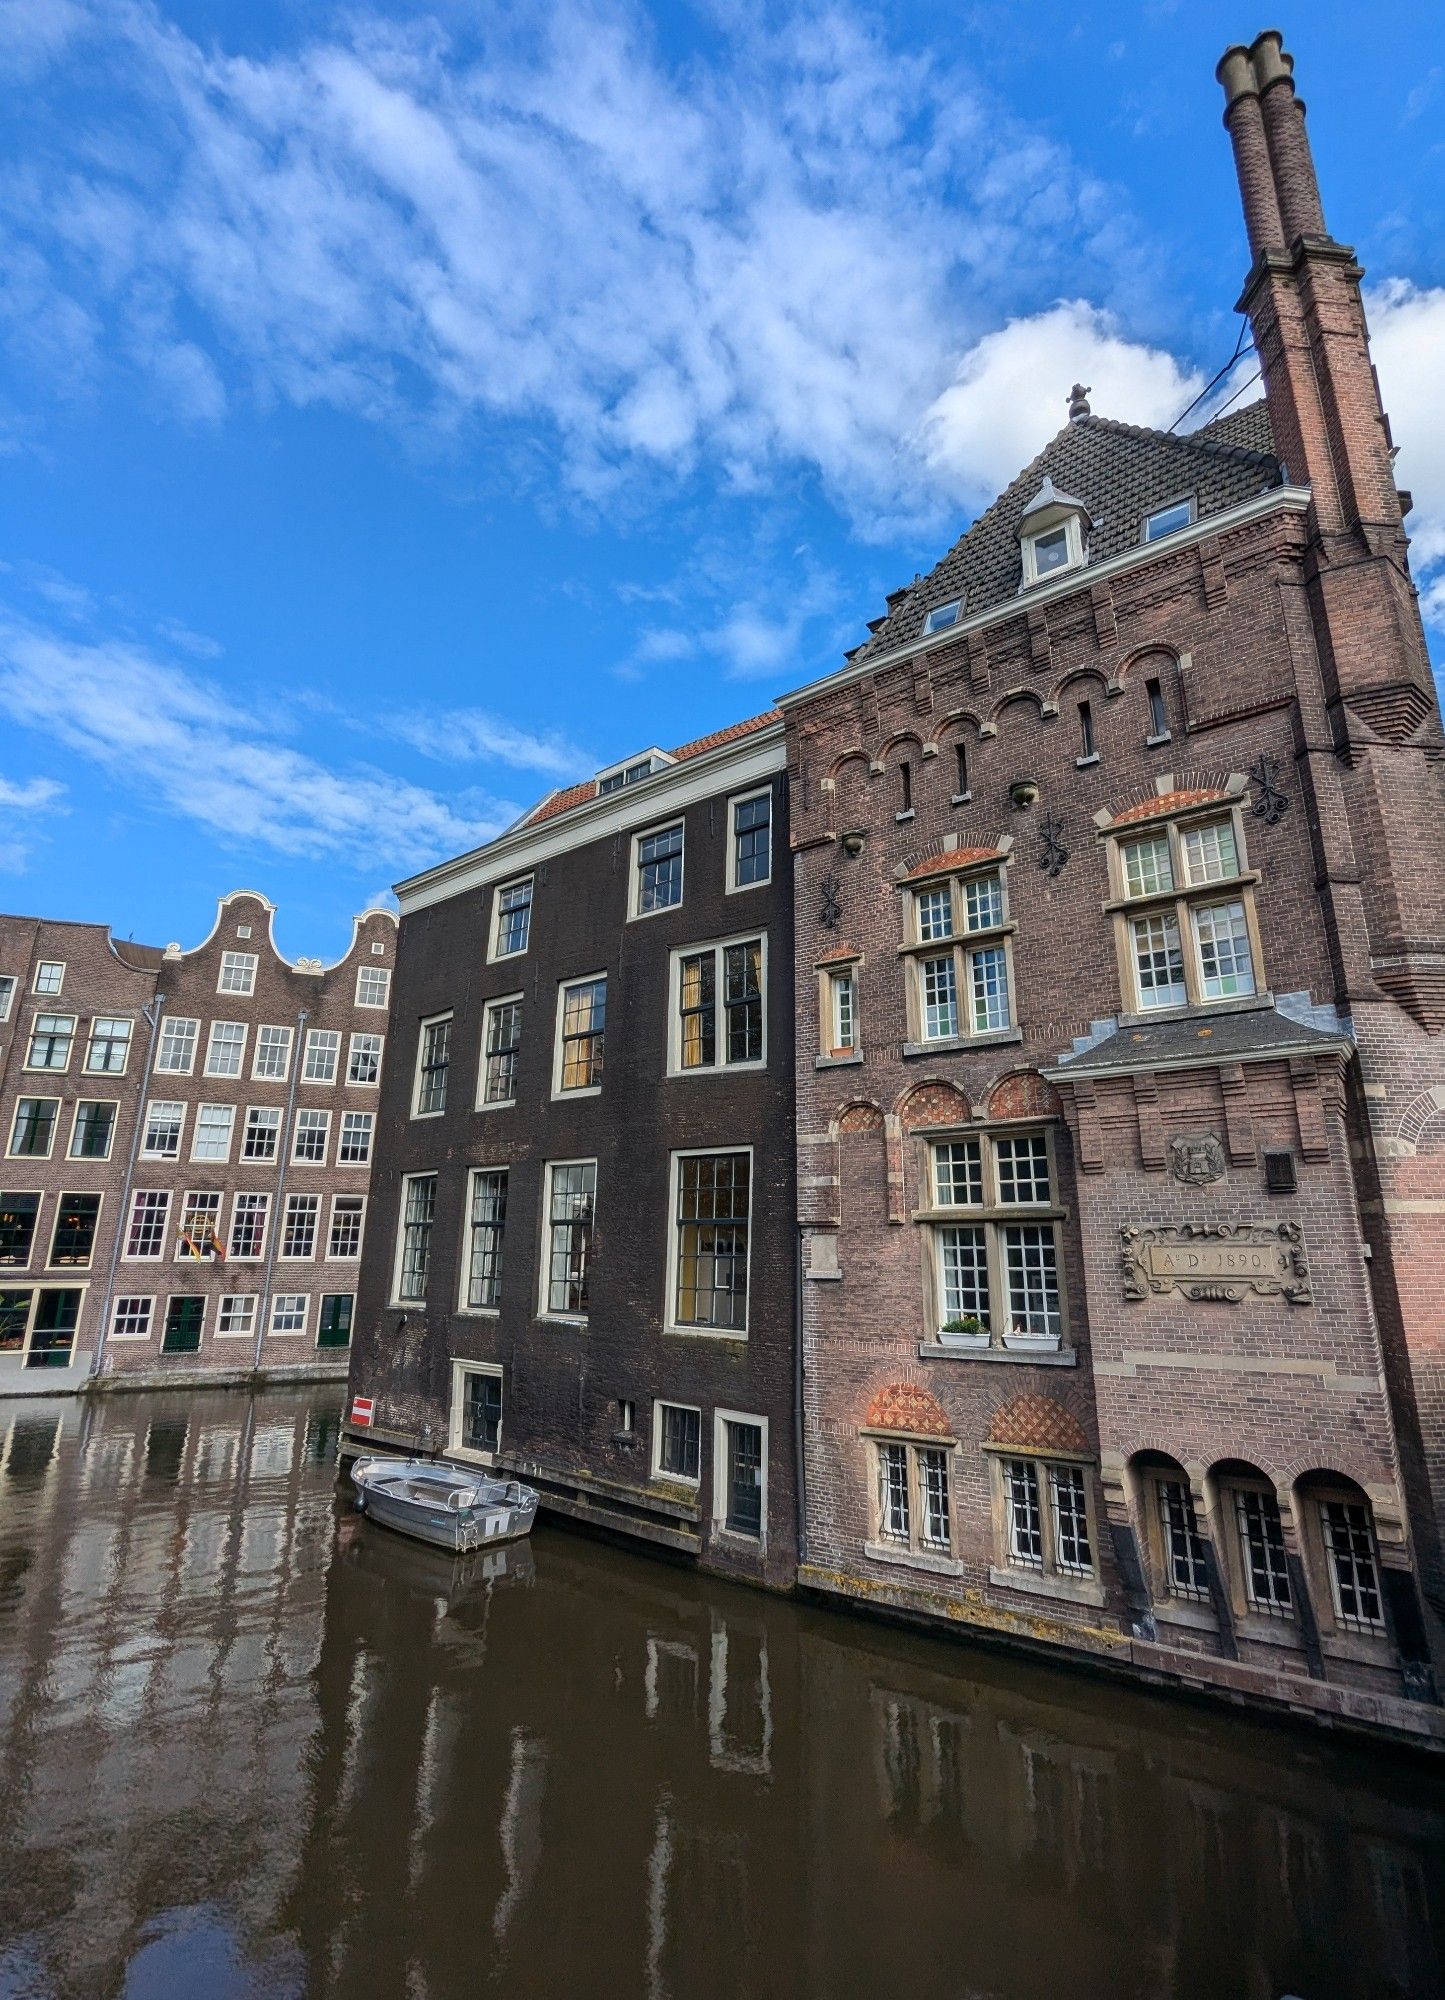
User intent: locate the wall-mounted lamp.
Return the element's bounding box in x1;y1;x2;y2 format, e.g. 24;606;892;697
1009;777;1041;810
841;828;867;857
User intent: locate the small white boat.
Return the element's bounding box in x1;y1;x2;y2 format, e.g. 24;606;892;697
351;1456;539;1553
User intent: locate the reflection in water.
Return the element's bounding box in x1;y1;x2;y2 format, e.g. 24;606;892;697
0;1388;1442;2000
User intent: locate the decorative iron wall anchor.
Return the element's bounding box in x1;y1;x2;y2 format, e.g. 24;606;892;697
1039;813;1069;878
820;874;843;930
1249;752;1289;825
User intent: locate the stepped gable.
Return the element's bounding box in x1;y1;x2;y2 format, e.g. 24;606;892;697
849;399;1281;666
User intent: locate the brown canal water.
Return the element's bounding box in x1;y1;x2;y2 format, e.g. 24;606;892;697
0;1387;1442;2000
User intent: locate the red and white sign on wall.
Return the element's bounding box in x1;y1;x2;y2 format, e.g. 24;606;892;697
351;1396;375;1429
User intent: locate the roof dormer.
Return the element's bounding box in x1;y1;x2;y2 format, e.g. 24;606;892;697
1018;475;1092;589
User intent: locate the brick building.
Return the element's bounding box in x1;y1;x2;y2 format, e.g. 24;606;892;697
344;719;799;1587
0;891;395;1392
782;31;1445;1726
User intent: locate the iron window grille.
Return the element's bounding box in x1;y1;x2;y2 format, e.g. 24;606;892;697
1319;1497;1385;1634
1157;1478;1210;1601
1233;1487;1293;1618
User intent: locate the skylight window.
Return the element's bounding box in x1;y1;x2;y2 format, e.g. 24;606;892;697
1144;498;1195;542
922;598;963;635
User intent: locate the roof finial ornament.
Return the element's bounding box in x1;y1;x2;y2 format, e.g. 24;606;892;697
1068;382;1092;423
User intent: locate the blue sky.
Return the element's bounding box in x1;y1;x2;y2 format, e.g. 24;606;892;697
1;0;1442;959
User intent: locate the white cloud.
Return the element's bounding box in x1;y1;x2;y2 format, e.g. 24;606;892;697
918;301;1205;509
0;769;66;872
385;705;595;778
1368;281;1445;629
0;616;513;873
0;1;1172;530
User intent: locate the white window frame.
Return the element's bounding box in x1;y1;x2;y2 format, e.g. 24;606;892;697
215;1294;258;1340
292;1107;332;1166
24;1013;75;1073
356;965;392;1009
302;1028;341;1084
252;1023;294;1083
8;1097;60;1160
347;1031;384;1087
240;1105;281;1163
327;1193;366;1262
459;1165;508;1313
109;1295;156;1342
218;951;258;996
33;960;65;996
552;973;607;1099
478;993;524;1109
175;1191;223;1262
489;876;535;962
651;1399;703;1486
124;1189;172;1262
1021;513;1086;587
204;1020;249;1079
392;1170;438;1306
1143;496;1196;543
664;1145;753;1340
68;1098;118;1162
140;1099;187;1162
84;1016;133;1075
712;1408;768;1545
269;1293;309;1338
726;786;773;894
667;934;768;1077
154;1016;199;1076
537;1158;596;1323
189;1103;236;1164
901;863;1015;1047
628;821;686;921
449;1357;505;1464
1107;801;1265;1019
0;974;16;1023
922;1128;1067;1353
411;1012;453;1119
280;1192;320;1262
922;598;963;635
337;1110;375;1167
227;1190;271;1263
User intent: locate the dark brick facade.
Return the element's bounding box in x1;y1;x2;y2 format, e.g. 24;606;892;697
347;736;799;1587
0;892;395;1391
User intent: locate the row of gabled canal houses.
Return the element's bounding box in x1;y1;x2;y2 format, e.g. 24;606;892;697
345;34;1445;1735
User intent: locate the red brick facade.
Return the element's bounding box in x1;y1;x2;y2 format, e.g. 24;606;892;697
784;34;1445;1731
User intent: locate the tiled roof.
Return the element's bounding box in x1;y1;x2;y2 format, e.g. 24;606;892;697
849;401;1281;664
1047;1004;1351;1079
864;1383;952;1438
987;1395;1089;1454
900;846;1002;882
1111;787;1230;827
519;710;780;830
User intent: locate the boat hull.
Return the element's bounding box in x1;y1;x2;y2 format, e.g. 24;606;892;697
351;1457;539;1554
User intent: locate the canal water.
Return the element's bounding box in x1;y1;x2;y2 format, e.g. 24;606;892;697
0;1389;1442;2000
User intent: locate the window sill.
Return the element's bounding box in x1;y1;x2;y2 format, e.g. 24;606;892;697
666;1061;768;1080
552;1086;603;1101
950;791;972;807
475;1098;517;1113
1075;751;1101;769
1319;1627;1394;1667
919;1340;1076;1368
1145;730;1172;748
1116;990;1272;1029
1233;1611;1304;1651
894;809;916;824
988;1565;1106;1609
865;1541;964;1579
448;1445;501;1470
902;1028;1023;1058
455;1305;501;1319
536;1314;588;1330
663;1324;748;1344
711;1525;765;1551
1152;1597;1219;1635
815;1051;864;1068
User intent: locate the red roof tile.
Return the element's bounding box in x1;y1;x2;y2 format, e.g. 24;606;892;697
521;711;780;829
900;846;1001;882
1112;787;1229;827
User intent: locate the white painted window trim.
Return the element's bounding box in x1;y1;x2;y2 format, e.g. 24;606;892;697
337;1110;375;1168
477;991;524;1109
922;598;963;635
240;1105;282;1164
268;1291;310;1338
392;1170;437;1306
356;965;392;1009
449;1356;505;1465
67;1098;119;1162
83;1016;133;1076
663;1143;753;1340
411;1011;453;1120
251;1022;295;1083
215;1294;259;1340
123;1188;172;1263
725;786;773;894
666;933;768;1078
1142;495;1196;543
1020;514;1086;588
173;1190;223;1263
109;1294;156;1342
712;1407;769;1545
154;1017;200;1076
347;1031;384;1088
536;1157;597;1324
627;820;686;922
141;1098;187;1162
302;1028;342;1084
7;1096;60;1160
551;972;607;1100
32;960;66;996
187;1102;235;1165
226;1190;272;1264
23;1013;75;1074
204;1020;249;1079
0;974;16;1023
327;1192;367;1262
651;1398;703;1485
218;951;258;996
291;1106;332;1166
458;1164;507;1315
488;875;535;962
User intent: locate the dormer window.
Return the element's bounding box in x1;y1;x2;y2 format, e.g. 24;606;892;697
1143;498;1195;542
596;748;675;796
1018;476;1090;589
922;598;963;635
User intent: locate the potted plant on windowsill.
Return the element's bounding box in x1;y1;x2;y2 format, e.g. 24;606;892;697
936;1315;990;1351
1001;1322;1061;1353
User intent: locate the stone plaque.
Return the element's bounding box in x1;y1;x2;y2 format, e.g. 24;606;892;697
1168;1131;1226;1186
1120;1221;1310;1304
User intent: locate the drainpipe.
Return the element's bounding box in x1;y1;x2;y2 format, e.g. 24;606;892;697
794;1222;807;1570
91;992;166;1382
253;1008;308;1376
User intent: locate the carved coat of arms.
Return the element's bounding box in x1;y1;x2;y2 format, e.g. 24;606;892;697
1168;1132;1226;1187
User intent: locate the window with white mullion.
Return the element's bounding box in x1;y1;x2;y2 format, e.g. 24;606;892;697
1319;1498;1385;1635
920;955;958;1040
253;1024;294;1081
1115;812;1260;1014
828;967;857;1054
1192;899;1255;1000
1233;1486;1293;1618
218;951;257;995
1156;1478;1210;1602
672;938;765;1073
870;1440;953;1559
927;1132;1064;1349
85;1017;132;1074
155;1017;199;1075
395;1173;436;1303
190;1104;235;1162
997;1454;1097;1584
205;1021;247;1078
481;998;521;1104
1004;1459;1044;1568
413;1016;451;1117
465;1169;507;1309
302;1029;341;1084
542;1161;594;1317
910;868;1012;1042
141;1100;185;1161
